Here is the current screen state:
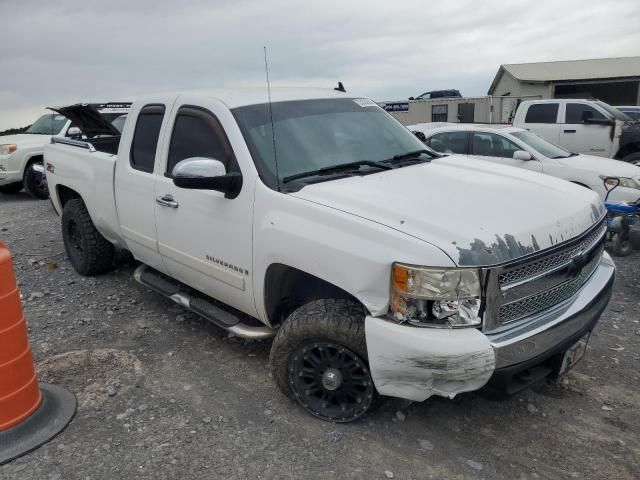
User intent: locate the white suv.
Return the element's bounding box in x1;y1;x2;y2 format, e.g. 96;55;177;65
0;103;129;199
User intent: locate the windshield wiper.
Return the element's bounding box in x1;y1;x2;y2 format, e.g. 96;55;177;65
552;152;579;159
384;149;435;164
282;160;392;183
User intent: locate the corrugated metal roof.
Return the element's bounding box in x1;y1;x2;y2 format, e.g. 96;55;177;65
488;57;640;94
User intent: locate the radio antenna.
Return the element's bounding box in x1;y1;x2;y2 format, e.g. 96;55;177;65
263;46;280;192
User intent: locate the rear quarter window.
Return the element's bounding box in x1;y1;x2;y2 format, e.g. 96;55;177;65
130;104;165;173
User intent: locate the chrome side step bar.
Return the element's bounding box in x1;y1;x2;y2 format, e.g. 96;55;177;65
133;265;275;340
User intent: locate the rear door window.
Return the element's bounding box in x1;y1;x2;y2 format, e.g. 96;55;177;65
426;131;468;154
524;104;559;124
167;106;236;175
565;103;606;123
130;104;165;173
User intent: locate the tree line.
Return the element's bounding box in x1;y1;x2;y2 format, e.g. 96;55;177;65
0;126;30;135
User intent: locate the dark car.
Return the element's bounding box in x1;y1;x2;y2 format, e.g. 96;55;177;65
410;89;462;100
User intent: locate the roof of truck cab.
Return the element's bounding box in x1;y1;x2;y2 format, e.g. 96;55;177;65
134;87;353;109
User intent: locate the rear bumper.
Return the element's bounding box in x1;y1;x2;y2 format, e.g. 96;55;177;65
365;252;615;402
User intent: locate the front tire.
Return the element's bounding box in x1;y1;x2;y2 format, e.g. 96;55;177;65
269;299;377;423
0;182;23;194
23;162;49;199
61;199;114;275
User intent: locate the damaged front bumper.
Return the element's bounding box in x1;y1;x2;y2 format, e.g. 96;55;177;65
365;252;616;402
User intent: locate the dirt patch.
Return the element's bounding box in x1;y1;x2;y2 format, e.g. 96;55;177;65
38;348;143;412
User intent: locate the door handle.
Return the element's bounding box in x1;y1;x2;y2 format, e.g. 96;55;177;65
156;194;179;208
563;129;576;133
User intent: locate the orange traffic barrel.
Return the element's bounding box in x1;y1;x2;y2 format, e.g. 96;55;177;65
0;241;76;465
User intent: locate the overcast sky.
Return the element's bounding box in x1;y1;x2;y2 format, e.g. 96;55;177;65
1;0;639;130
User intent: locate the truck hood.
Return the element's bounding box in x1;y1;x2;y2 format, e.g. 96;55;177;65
0;133;52;146
291;156;605;266
558;154;640;180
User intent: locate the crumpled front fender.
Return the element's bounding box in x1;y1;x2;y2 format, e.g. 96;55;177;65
365;316;495;402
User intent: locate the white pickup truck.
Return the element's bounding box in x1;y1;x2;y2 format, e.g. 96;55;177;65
0;104;129;199
44;88;615;422
513;99;640;165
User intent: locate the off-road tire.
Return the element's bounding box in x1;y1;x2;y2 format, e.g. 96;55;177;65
62;198;114;275
269;299;378;422
622;152;640;166
23;162;49;199
0;182;23;194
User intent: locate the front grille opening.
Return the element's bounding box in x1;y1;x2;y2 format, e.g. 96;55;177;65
498;250;601;324
498;220;606;287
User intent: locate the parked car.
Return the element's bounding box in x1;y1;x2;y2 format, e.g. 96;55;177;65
615;106;640;122
409;89;462;100
410;123;640;203
44;89;614;422
512;99;640;165
0;103;130;199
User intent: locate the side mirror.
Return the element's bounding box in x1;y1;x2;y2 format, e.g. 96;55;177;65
172;157;242;199
66;126;82;138
408;97;415;100
513;150;532;161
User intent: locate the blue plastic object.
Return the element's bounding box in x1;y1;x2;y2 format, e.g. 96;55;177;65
604;201;638;215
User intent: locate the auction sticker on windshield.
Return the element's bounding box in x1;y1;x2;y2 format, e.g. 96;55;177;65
559;332;590;376
353;98;378;108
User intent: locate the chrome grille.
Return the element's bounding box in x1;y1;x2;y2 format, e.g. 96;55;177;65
483;219;607;331
498;248;602;324
498;219;606;287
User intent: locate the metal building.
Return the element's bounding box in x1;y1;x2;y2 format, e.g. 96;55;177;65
488;56;640;106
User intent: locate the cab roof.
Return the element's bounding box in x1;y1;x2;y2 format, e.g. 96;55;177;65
135;87;353;109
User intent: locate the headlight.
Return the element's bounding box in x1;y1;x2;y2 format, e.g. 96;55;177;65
390;263;482;328
600;175;640;190
0;144;17;155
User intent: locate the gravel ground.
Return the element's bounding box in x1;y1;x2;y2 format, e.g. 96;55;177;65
1;193;639;480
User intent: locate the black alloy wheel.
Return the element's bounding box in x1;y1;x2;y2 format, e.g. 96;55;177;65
289;341;374;422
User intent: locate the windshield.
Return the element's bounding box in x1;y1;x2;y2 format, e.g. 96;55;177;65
511;130;572;158
25;114;67;135
595;101;632;122
232;98;428;189
619;109;640;121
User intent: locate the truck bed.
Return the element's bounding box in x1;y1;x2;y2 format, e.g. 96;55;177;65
45;138;125;247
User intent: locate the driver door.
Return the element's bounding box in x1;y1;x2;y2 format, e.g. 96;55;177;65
561;103;613;157
154;98;256;316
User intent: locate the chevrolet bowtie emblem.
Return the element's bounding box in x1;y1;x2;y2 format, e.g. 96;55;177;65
567;250;587;277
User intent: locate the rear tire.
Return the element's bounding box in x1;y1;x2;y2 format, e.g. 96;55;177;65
23;162;49;199
61;198;114;275
0;182;23;194
269;299;378;423
622;152;640;166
